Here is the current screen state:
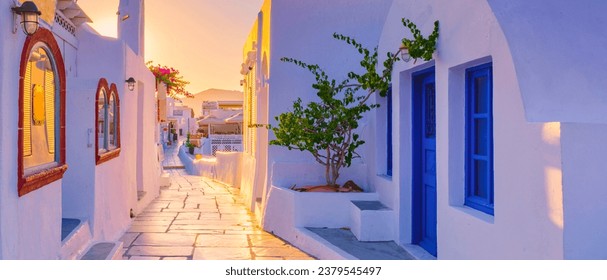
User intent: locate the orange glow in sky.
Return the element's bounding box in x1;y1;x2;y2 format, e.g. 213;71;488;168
78;0;263;94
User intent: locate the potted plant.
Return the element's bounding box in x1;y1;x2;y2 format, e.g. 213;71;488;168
185;133;195;154
186;141;195;155
171;128;177;142
270;18;439;192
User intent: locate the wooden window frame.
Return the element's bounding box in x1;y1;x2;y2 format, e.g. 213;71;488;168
95;79;121;165
465;62;494;215
18;28;67;197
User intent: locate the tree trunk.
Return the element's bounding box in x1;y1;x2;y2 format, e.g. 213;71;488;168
325;162;339;187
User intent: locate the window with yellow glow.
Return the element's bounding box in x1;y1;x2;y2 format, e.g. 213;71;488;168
18;28;67;197
23;44;58;171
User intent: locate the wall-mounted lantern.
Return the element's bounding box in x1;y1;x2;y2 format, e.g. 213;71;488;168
399;44;412;63
125;77;136;91
11;1;41;36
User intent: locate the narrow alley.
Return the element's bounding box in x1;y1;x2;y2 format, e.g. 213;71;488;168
119;143;315;260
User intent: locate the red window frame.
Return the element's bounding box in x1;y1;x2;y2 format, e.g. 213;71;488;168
95;79;121;165
18;28;67;197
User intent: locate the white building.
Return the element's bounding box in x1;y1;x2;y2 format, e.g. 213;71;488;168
241;0;607;259
179;88;243;117
0;0;160;259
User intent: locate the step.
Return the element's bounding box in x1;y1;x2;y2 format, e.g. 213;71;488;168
350;200;395;241
163;166;185;170
80;241;124;260
60;219;92;260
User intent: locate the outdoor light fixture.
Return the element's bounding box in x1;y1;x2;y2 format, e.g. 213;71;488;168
11;1;41;36
246;51;257;70
125;77;136;91
399;45;412;63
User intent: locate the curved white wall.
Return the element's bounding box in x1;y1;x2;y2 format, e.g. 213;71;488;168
487;0;607;123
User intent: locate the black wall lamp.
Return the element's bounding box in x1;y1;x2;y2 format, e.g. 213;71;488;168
11;1;41;36
125;77;136;91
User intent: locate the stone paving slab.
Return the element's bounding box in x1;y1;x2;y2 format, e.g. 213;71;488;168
131;220;173;227
176;213;200;220
193;247;252;260
195;235;249;247
127;246;194;257
121;142;315;260
127;225;170;233
120;233;140;248
252;247;312;258
133;233;197;246
130;256;162;260
249;238;289;248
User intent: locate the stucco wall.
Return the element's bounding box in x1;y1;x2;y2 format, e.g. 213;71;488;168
0;19;69;258
561;123;607;259
0;0;14;259
487;0;607;123
126;45;160;216
376;0;564;259
0;0;157;259
63;78;96;222
266;0;392;186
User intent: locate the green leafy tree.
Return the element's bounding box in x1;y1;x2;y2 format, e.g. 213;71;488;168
270;18;438;187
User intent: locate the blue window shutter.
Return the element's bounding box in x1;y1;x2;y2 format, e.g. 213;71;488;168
465;63;494;215
387;85;393;176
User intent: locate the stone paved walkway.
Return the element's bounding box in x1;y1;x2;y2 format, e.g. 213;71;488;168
119;140;315;260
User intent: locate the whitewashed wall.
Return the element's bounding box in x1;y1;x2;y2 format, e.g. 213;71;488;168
255;0;393;233
264;0;392;187
375;0;564;259
561;124;607;259
0;1;70;258
487;0;607;123
487;0;607;260
0;0;158;258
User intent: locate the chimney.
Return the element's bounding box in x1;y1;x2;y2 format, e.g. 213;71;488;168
117;0;145;56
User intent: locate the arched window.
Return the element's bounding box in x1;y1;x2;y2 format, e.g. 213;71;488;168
95;80;121;165
18;28;67;197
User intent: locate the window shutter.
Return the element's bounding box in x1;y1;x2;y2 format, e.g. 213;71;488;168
23;62;32;156
45;69;55;154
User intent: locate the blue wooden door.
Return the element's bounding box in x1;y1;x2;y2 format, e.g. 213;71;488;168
413;70;437;256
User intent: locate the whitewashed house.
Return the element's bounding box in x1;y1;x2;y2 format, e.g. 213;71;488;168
242;0;607;259
0;0;160;259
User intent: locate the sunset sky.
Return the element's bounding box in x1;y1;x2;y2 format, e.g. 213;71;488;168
78;0;264;94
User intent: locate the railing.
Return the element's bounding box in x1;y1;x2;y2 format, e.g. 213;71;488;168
55;11;76;36
210;135;243;156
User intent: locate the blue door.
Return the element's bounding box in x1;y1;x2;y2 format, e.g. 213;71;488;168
412;69;437;256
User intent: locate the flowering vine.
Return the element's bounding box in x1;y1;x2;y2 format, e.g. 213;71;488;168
147;61;194;98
